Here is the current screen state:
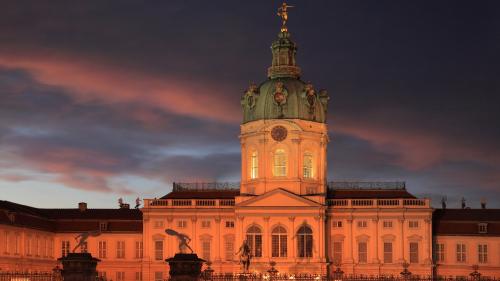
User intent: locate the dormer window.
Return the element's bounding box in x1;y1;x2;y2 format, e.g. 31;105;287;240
100;222;108;231
478;223;488;234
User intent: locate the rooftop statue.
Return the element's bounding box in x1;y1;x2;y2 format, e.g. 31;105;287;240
165;229;194;254
235;239;252;272
73;230;101;253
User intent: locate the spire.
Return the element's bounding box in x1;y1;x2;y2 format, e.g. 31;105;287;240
267;2;301;79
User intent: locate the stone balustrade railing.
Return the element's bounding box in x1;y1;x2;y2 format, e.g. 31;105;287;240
144;199;235;208
327;198;430;208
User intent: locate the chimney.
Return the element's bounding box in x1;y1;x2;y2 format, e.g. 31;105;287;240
78;202;87;212
481;198;487;209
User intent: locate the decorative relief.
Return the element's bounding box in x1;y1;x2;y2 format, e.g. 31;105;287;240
273;81;288;118
241;83;260;122
271;126;288;142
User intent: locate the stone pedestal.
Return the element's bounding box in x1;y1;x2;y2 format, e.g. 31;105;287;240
58;253;100;281
166;253;206;281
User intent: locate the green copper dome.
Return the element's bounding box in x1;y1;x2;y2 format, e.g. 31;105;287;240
241;31;329;124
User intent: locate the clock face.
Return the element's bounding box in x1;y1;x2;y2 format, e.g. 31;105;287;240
271;126;288;142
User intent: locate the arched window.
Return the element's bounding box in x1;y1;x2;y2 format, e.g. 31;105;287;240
297;225;313;258
273;149;287;177
272;226;287;257
250;151;258;179
246;225;262;257
303;152;313;178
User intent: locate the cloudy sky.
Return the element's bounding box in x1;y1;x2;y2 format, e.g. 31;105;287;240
1;0;499;208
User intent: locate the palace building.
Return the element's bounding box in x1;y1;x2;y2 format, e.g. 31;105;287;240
1;7;500;281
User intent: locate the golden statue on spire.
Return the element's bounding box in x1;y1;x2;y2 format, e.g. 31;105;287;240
277;2;294;32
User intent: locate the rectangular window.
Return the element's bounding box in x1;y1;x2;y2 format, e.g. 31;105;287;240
14;234;20;255
135;241;143;258
303;152;313;178
250;151;258;179
154;272;163;281
410;242;419;263
4;231;9;254
271;234;287;258
61;240;70;257
49;239;54;257
201;220;211;228
333;241;342;264
98;241;107;258
154;220;164;229
358;242;367;263
25;236;32;256
409;221;419;228
177;220;187;228
135;272;143;281
225;238;234;261
155;240;163;261
35;237;40;256
456;244;466;263
478;244;488;263
332;221;342;228
273;149;287;177
383;221;393;228
116;241;125;258
435;243;445;262
116;272;125;281
357;221;367;228
202;240;211;261
225;221;234;228
384;242;393;263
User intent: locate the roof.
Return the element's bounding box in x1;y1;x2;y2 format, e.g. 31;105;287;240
433;209;500;236
161;190;240;199
0;200;142;233
327;189;416;199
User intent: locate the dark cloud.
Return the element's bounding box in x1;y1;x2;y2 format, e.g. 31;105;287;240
0;0;499;206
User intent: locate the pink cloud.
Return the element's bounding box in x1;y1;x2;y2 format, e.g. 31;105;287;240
0;53;240;124
334;118;500;171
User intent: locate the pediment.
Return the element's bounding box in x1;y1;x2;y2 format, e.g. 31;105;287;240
237;188;321;207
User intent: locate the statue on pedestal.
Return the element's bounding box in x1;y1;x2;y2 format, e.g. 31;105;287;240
73;230;101;253
165;229;194;253
235;240;252;272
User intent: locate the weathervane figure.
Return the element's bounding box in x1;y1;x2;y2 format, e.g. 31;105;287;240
277;2;294;32
72;230;101;253
165;229;194;253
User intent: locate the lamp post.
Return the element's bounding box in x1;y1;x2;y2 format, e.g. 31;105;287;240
332;262;344;281
267;261;278;281
203;261;214;280
470;265;481;281
400;261;412;279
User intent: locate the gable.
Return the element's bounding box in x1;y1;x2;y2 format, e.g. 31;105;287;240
237;188;321;207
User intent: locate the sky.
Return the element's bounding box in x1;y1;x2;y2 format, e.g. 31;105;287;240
0;0;499;209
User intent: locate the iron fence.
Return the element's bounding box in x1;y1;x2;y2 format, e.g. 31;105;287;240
199;274;499;281
0;272;57;281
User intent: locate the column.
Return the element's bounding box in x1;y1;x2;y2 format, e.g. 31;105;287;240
191;217;197;253
167;217;173;256
215;217;221;262
289;216;295;260
264;216;270;260
372;218;380;263
346;218;354;263
399;217;405;262
425;218;431;264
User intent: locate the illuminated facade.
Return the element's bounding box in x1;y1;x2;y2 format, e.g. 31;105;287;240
1;7;500;281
